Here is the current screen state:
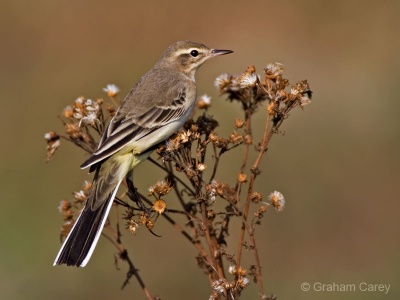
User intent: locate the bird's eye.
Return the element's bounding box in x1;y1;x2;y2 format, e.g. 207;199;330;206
190;50;199;57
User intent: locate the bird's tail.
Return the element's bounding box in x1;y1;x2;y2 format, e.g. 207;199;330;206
53;179;122;267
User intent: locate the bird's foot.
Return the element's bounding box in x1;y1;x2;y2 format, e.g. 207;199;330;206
126;185;152;216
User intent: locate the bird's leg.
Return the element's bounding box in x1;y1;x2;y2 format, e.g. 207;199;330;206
126;170;152;216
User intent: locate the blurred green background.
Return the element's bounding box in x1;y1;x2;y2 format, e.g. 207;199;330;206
1;0;399;299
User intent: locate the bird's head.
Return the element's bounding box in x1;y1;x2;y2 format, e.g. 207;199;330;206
156;40;233;80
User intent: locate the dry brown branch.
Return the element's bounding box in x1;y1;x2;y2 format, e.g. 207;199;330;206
47;65;312;299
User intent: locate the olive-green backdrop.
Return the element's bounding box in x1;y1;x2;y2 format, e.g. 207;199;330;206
1;0;399;299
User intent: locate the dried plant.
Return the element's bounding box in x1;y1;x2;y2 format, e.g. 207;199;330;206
45;65;312;299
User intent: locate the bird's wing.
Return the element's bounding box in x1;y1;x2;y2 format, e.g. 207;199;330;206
81;82;190;169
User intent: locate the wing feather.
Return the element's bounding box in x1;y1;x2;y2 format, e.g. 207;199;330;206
81;85;189;169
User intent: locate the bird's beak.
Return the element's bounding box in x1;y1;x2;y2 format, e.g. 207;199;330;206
209;49;234;57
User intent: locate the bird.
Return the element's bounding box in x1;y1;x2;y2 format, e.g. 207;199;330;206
53;40;233;267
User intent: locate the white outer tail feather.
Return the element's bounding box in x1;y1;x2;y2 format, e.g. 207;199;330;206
53;180;122;267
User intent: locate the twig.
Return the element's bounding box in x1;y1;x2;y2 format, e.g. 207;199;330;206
148;157;196;196
236;113;273;297
199;199;224;280
103;222;153;300
239;109;252;174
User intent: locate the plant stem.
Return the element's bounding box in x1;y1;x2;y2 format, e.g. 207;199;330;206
103;223;153;300
236;114;273;298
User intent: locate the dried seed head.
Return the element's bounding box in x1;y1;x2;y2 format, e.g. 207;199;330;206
214;73;232;92
247;65;256;73
153;199;167;214
234;118;245;128
60;221;73;238
197;163;207;172
44;131;61;162
209;180;222;196
215;137;228;148
267;102;276;115
146;219;154;230
179;130;191;143
139;213;147;225
103;84;120;97
228;265;247;276
148;185;155;196
190;124;198;132
165;137;181;153
237;173;248;183
209;292;218;300
207;210;216;221
250;192;263;203
254;204;269;218
209;132;219;142
216;185;224;196
295;80;312;105
105;103;116;116
288;86;300;101
238;276;250;288
265;62;284;78
197;94;212;109
211;279;227;295
300;93;312;106
206;180;218;203
82;180;92;192
275;89;287;101
268;191;285;212
63;105;73;118
243;134;253;145
58;199;71;213
78;99;100;126
237;73;258;88
234;66;258;89
149;180;172;196
63;209;74;221
65;123;82;139
72;96;85;120
237;266;247;276
74;96;84;105
73;190;87;203
229;131;243;145
228;265;236;275
128;220;138;234
44;131;59;142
